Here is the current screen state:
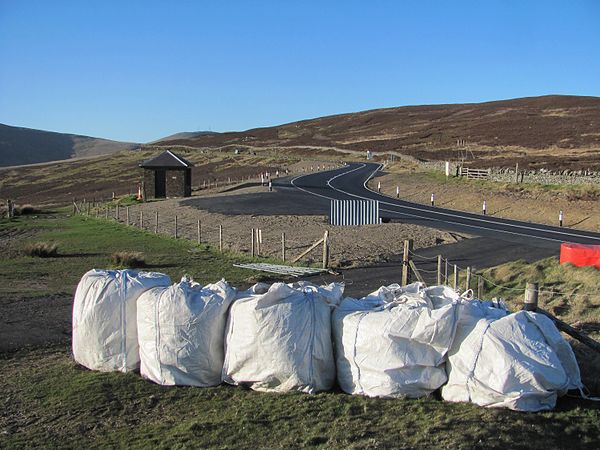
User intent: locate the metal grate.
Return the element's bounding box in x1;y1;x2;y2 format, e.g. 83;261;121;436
330;199;380;226
233;263;328;277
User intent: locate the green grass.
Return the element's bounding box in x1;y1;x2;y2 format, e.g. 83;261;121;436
475;257;600;326
0;210;268;301
1;347;600;449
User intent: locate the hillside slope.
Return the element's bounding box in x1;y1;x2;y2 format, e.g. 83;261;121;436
0;123;138;167
159;95;600;168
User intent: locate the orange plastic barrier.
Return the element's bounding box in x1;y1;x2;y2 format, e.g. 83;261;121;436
560;242;600;269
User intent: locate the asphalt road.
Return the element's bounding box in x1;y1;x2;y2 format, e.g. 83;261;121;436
291;162;600;248
186;163;600;297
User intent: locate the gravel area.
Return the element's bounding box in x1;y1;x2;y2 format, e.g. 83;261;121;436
122;192;459;268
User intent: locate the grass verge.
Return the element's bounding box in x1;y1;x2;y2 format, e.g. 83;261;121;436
1;347;600;449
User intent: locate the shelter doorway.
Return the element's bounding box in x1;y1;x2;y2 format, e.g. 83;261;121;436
155;170;166;198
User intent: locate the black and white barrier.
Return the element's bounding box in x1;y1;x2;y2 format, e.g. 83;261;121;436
329;199;380;226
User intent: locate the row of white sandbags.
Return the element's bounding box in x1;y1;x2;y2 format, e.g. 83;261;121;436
72;269;583;411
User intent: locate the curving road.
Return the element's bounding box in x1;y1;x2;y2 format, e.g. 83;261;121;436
290;162;600;248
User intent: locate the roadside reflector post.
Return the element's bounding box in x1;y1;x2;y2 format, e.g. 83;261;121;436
251;228;255;257
445;161;450;177
401;239;413;286
431;193;435;206
377;181;381;193
524;282;539;311
437;255;443;285
396;186;399;198
268;180;272;192
515;163;519;183
453;265;459;291
281;232;286;262
465;266;472;292
482;200;487;215
559;210;564;227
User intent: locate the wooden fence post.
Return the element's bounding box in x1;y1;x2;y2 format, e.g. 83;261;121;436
401;239;413;286
116;204;120;221
524;282;539;311
139;211;143;229
453;265;459;291
465;266;472;292
72;199;76;215
251;228;255;257
437;255;442;285
105;206;109;219
444;259;449;285
282;232;286;262
155;211;158;233
126;206;130;226
477;275;484;299
322;230;330;269
219;225;223;252
197;220;201;243
175;215;178;239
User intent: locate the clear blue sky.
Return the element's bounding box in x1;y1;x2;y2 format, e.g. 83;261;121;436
1;0;599;143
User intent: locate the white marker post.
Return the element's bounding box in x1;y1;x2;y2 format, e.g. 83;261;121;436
431;193;435;206
559;210;564;227
377;181;381;193
396;186;400;198
482;200;487;215
261;174;265;186
268;180;272;192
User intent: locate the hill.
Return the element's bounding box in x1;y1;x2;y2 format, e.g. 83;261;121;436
0;123;138;167
158;95;600;170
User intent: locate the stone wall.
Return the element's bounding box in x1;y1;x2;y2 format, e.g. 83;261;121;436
395;159;600;186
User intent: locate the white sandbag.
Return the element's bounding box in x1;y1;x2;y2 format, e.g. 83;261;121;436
137;278;236;386
442;305;582;411
222;281;344;393
333;283;459;398
72;269;171;372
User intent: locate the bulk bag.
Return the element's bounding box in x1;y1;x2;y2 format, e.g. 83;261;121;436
137;278;236;386
72;269;171;372
333;283;459;398
222;281;344;393
442;306;582;411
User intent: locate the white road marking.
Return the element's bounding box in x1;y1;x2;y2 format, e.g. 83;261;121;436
291;163;600;244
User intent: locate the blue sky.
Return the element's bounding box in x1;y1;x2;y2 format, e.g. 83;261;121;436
1;0;599;142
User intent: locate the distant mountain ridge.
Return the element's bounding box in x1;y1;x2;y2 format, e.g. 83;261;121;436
3;95;599;168
157;95;600;157
0;123;138;167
